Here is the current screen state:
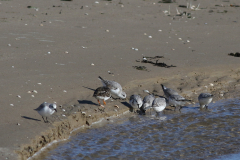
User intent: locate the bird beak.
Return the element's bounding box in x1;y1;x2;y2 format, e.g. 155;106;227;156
54;109;57;112
140;107;145;113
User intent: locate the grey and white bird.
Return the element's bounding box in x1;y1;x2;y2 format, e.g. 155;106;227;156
161;84;191;110
98;76;126;99
129;95;143;110
198;93;213;109
161;84;179;98
168;94;191;110
34;102;57;123
152;97;167;113
141;94;155;112
93;86;111;108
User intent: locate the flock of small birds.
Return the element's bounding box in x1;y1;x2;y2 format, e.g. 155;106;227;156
93;76;213;114
129;84;213;114
34;76;213;123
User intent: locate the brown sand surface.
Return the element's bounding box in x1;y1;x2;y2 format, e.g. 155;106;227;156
0;0;240;159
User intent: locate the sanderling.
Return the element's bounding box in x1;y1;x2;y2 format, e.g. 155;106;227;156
129;95;143;110
161;84;179;98
141;94;155;112
98;76;126;99
198;93;213;109
34;102;57;123
152;97;167;113
168;94;191;110
93;86;111;107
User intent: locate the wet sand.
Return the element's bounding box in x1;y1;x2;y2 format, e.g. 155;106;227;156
0;0;240;159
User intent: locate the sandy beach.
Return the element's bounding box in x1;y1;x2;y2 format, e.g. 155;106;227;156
0;0;240;159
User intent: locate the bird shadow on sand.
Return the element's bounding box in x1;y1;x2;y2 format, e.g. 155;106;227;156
78;100;98;106
82;86;95;91
21;116;41;121
121;102;135;112
164;108;174;111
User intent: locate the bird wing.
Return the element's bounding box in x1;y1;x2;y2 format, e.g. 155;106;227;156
166;88;179;96
172;95;191;101
35;102;49;111
153;98;166;107
93;87;110;97
109;81;122;90
200;93;213;98
143;95;154;104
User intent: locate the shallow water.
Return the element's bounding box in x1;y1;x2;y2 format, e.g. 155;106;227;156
41;99;240;160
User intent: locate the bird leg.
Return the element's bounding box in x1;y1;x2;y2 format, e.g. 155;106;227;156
46;117;50;123
42;116;49;123
98;100;104;108
174;106;182;112
42;116;46;123
205;105;208;110
97;100;101;106
103;100;107;105
179;106;183;111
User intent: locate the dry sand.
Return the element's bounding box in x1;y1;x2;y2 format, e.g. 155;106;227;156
0;0;240;159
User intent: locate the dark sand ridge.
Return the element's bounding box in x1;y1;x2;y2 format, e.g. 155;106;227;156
0;0;240;159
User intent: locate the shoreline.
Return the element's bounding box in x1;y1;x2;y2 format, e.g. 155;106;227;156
17;67;240;160
27;110;131;160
